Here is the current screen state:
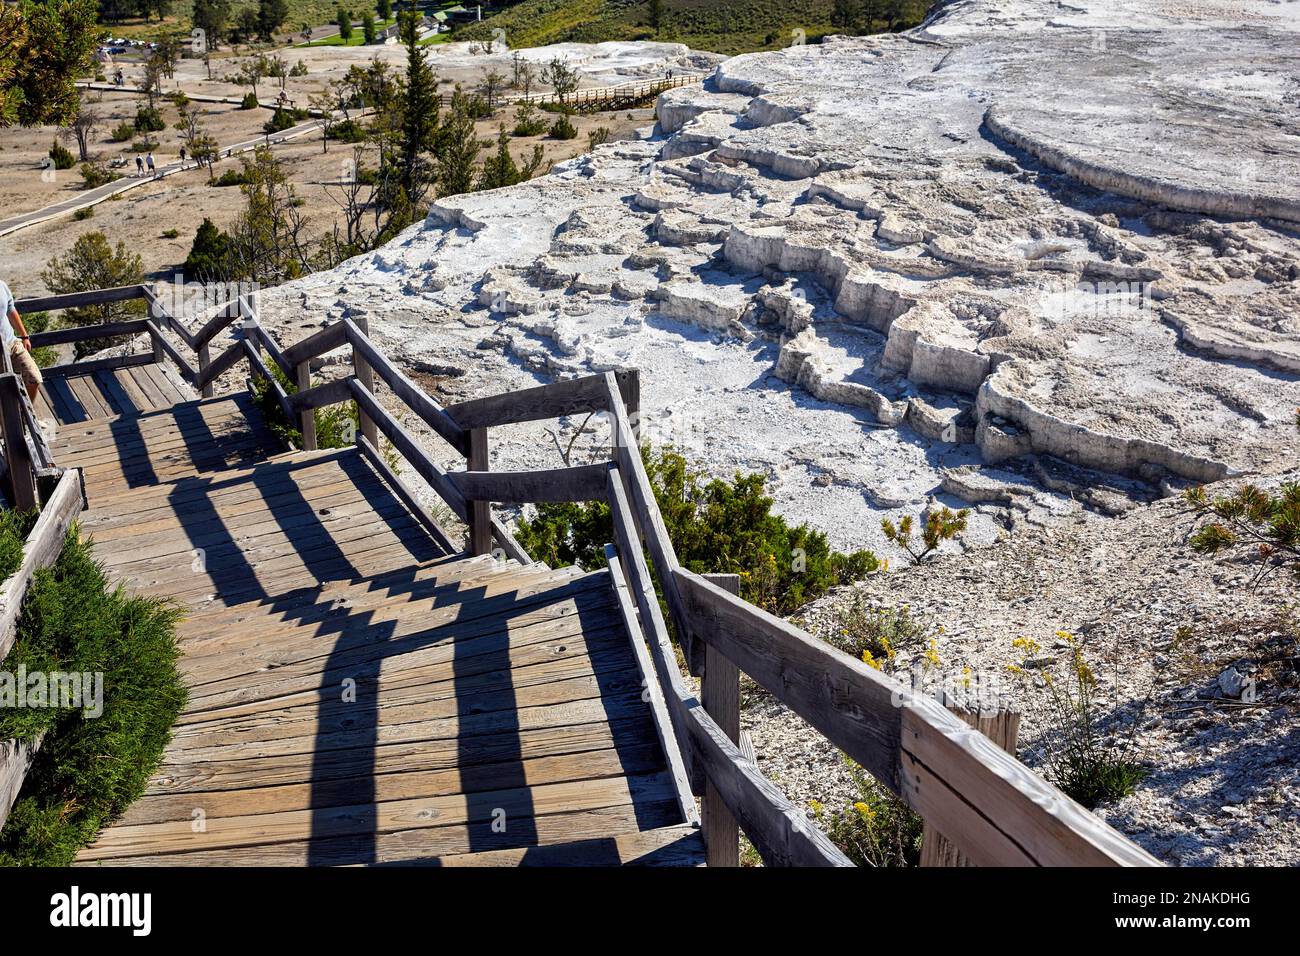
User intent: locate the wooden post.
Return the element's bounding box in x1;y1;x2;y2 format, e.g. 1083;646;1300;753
0;374;37;512
920;704;1021;867
701;571;742;867
295;360;317;451
149;326;165;365
350;316;379;447
198;339;213;397
467;426;492;556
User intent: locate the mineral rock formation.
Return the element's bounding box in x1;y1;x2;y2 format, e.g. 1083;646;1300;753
258;0;1300;554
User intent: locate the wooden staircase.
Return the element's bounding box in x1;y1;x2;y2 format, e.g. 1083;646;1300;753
0;284;1161;868
44;378;701;866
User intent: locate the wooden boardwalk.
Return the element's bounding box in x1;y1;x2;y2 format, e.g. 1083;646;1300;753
0;286;1161;868
44;367;701;866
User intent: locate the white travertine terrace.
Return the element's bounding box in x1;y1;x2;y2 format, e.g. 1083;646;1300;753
259;0;1300;554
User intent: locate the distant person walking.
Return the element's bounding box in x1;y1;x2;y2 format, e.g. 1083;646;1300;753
146;152;156;177
179;145;187;163
135;155;144;177
0;279;44;401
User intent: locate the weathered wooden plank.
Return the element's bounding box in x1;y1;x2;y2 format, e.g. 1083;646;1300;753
181;580;615;706
445;370;642;430
605;372;696;672
0;374;38;511
280;320;349;367
15;284;147;314
145;321;198;384
432;824;705;867
604;545;697;827
140;287;195;350
79;771;678;860
344;320;467;455
701;571;741;867
492;518;530;564
900;703;1160;866
41;352;155;381
0;734;44;831
675;567;903;790
607;467;847;867
76;801;686;866
450;462;609;505
29;319;150;348
120;743;665;826
151;716;655;794
287;375;353;414
190;338;240;391
242;340;293;421
0;469;85;660
348;378;468;521
357;435;459;555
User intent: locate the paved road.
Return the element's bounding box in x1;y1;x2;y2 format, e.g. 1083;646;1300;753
0;118;324;239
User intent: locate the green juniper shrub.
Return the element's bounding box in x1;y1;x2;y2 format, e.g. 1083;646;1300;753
183;217;234;282
811;756;923;867
78;162;119;189
239;92;260;110
250;359;363;452
0;509;36;580
21;311;60;369
263;107;298;135
515;445;878;617
328;118;368;143
211;167;250;187
109;123;135;142
0;525;185;866
71;207;93;221
548;112;577;140
133;105;166;133
511;102;548;137
48;140;76;170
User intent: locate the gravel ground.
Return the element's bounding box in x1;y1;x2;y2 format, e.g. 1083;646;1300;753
748;469;1300;866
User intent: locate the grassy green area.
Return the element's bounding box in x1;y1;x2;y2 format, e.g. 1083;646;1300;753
0;524;185;866
298;15;398;46
458;0;933;56
100;1;931;55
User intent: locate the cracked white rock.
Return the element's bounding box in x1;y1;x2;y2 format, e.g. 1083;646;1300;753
250;1;1300;556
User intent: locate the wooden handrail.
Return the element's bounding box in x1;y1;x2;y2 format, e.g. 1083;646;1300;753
342;320;468;455
28;318;150;348
447;463;609;504
606;464;849;865
14;284;149;314
0;469;84;831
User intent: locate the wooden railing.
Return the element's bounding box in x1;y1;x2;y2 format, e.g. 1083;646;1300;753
0;469;85;830
8;289;1164;867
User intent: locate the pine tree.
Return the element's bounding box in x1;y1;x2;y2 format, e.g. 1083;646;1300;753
397;11;439;205
478;126;521;191
435;93;481;198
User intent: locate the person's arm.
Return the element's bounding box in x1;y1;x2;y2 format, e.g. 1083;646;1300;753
8;307;30;351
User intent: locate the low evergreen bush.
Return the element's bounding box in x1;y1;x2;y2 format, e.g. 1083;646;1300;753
515;445;878;617
0;524;185;866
